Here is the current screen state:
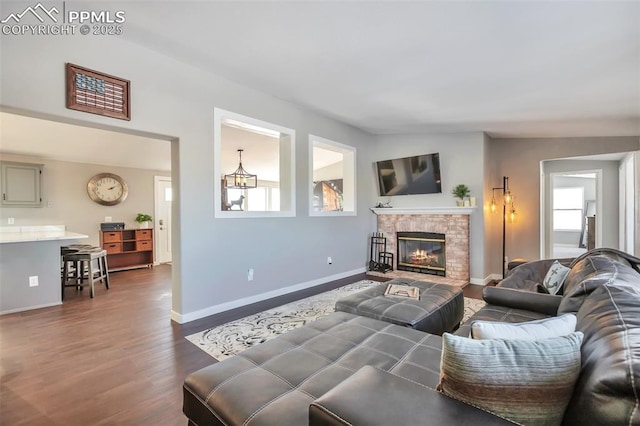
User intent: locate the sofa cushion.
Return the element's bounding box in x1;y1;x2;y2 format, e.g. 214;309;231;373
542;260;570;294
470;313;576;340
437;332;583;426
562;284;640;425
183;312;444;426
499;258;573;291
454;303;549;337
309;366;514;426
559;253;639;314
482;286;562;316
536;283;549;293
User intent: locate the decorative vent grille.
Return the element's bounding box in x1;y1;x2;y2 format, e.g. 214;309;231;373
66;63;130;121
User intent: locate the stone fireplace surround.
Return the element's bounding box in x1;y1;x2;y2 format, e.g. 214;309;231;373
370;207;473;286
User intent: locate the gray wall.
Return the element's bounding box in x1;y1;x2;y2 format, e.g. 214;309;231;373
0;31;374;322
482;133;496;279
488;137;640;274
0;154;169;247
372;132;487;283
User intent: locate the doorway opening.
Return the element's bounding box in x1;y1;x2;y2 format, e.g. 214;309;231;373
549;171;598;258
0;108;178;301
541;152;637;259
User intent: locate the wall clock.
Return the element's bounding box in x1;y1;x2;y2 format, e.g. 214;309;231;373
87;173;129;206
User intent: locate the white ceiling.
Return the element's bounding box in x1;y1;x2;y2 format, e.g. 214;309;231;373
221;124;281;181
220;125;343;181
114;0;639;138
0;112;173;171
1;2;638;173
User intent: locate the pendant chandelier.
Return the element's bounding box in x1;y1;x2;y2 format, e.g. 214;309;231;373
225;149;257;189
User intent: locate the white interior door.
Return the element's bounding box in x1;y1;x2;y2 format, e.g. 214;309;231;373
154;176;172;264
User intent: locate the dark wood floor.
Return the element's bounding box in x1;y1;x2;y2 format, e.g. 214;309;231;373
0;265;486;425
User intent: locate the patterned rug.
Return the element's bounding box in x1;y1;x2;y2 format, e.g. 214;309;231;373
186;280;486;361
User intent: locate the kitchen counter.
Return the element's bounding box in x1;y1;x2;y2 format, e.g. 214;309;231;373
0;225;89;315
0;225;88;243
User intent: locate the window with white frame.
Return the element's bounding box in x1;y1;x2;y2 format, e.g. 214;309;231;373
310;135;356;216
553;187;584;230
214;108;295;218
227;184;280;212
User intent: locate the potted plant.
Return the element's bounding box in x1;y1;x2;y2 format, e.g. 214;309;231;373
451;184;470;206
135;213;152;229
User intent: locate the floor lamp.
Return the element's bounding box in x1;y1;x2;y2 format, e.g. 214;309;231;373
491;176;518;278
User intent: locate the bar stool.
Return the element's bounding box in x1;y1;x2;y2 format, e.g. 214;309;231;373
60;244;93;291
62;247;110;299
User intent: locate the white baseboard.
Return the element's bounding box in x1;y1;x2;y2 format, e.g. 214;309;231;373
171;267;367;324
0;301;62;315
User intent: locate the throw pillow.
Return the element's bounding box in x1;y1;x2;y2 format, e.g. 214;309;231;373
470;313;577;340
437;332;583;426
543;260;571;295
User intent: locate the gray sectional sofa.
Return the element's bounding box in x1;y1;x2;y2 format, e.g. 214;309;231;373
183;249;640;425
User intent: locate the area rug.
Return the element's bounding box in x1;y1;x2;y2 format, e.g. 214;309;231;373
186;280;486;361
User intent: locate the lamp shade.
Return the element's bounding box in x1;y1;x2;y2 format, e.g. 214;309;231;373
504;191;512;204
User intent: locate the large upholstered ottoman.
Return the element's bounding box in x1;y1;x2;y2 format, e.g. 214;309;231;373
334;277;463;334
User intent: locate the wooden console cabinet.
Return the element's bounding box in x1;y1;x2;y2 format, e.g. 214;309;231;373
100;229;154;272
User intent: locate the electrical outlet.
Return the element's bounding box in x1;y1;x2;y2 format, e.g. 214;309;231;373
327;257;333;265
8;217;14;225
247;268;254;281
29;276;39;287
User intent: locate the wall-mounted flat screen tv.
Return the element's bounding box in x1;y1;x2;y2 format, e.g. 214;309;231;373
375;153;442;196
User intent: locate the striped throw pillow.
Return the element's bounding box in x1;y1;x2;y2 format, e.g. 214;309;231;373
437;332;583;426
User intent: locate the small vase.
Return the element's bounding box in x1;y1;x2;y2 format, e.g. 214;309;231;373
456;200;464;207
463;199;471;207
139;221;150;229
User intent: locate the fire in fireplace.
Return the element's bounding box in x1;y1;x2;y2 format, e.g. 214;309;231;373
397;232;446;276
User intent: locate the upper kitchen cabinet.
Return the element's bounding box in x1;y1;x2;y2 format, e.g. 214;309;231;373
0;161;43;207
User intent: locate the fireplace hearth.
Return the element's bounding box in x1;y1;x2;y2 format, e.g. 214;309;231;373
397;232;446;276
